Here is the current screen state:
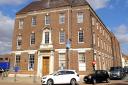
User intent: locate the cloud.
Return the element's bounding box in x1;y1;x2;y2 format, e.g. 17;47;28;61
114;24;128;44
113;24;128;54
0;11;14;54
86;0;111;10
0;0;30;5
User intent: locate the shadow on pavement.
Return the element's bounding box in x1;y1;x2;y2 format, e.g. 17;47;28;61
111;83;128;85
125;80;128;83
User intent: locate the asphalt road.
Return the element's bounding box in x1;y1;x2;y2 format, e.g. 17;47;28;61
0;80;128;85
0;74;128;85
81;74;128;85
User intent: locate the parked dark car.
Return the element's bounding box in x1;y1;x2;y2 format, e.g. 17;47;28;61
83;70;110;84
110;67;126;79
124;66;128;73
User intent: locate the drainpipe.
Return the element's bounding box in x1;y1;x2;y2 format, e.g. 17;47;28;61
90;14;95;71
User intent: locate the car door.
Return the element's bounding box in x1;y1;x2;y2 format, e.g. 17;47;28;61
96;71;104;81
53;71;65;84
62;71;71;83
63;71;75;84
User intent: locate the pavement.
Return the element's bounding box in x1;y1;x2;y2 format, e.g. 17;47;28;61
0;74;41;85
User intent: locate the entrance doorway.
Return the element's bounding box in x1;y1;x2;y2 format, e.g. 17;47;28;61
42;57;49;75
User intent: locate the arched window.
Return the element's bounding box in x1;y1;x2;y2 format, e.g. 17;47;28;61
42;28;52;44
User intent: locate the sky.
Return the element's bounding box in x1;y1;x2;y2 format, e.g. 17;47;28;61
0;0;128;55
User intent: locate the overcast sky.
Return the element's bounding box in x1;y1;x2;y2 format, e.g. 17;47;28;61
0;0;128;55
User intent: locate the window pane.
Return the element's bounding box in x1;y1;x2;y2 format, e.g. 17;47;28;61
78;53;86;71
59;13;65;24
32;16;36;26
45;32;49;44
31;33;35;44
19;19;24;29
60;31;65;43
79;53;85;63
59;53;66;69
77;12;83;23
18;40;22;46
79;31;84;42
92;17;95;25
45;15;50;25
28;54;34;70
17;35;22;49
16;55;20;67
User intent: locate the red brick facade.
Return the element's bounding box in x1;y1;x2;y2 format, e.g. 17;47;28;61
11;0;121;76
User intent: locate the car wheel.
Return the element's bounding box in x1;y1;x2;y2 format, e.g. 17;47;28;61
70;79;76;85
106;78;110;83
47;79;53;85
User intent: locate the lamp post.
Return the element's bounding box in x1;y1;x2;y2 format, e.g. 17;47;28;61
66;39;71;69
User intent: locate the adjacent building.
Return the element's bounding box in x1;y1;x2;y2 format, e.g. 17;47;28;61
122;54;128;67
0;54;11;62
11;0;121;76
111;33;122;67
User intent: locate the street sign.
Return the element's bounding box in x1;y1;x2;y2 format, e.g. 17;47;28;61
66;39;71;49
92;61;96;65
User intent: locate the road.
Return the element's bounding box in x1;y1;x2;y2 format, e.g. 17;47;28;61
80;74;128;85
0;74;128;85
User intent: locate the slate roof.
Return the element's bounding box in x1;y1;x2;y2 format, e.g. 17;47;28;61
16;0;89;15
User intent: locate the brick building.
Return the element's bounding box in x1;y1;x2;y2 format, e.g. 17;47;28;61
12;0;120;76
111;33;122;67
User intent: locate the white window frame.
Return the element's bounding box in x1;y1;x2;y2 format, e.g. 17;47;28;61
30;33;35;45
17;35;22;49
103;30;105;36
28;54;35;71
101;39;103;49
31;16;36;26
98;37;99;47
59;31;65;44
92;17;95;25
59;13;65;24
45;15;50;25
45;32;50;44
77;12;83;23
78;30;84;43
93;33;95;45
15;55;21;67
98;55;101;70
104;42;106;50
59;53;66;70
19;19;24;29
42;29;52;44
78;53;86;71
100;26;102;33
96;22;98;29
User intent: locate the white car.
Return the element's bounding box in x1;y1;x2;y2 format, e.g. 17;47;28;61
41;69;80;85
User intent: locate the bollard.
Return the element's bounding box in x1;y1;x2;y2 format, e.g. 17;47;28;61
33;71;36;83
14;72;17;82
1;72;4;80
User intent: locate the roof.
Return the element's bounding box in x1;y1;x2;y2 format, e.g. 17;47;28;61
16;0;89;15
